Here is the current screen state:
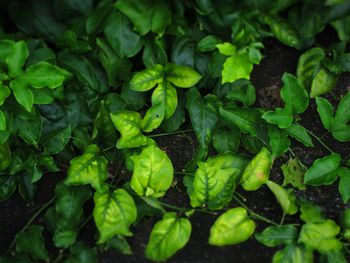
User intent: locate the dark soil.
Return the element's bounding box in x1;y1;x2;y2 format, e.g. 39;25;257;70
1;32;350;262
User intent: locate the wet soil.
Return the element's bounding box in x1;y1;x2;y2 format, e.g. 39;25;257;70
1;32;350;262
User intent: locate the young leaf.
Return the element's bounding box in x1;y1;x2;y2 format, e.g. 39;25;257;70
16;225;49;262
130;145;173;198
17;62;70;89
298;219;342;254
110;111;151;149
190;154;241;210
65;144;108;191
255;225;298;247
272;244;313;263
6;40;29;77
315;97;334;130
145;212;191;261
304;153;341;186
94;187;137;243
209;207;255;246
241;147;272;191
338;167;350;204
281;158;306;190
266;180;298;215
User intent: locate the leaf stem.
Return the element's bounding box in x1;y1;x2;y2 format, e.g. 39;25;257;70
232;195;278;226
148;129;194;138
5;195;57;255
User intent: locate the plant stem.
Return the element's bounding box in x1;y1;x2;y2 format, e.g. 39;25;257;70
232;195;278;226
148;129;194;138
5;195;56;255
280;213;286;225
174;171;192;176
296;123;334;153
159;202;183;212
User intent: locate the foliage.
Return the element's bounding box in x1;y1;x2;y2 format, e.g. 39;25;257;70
0;0;350;262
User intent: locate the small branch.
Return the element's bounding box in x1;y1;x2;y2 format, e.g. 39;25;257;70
148;129;194;138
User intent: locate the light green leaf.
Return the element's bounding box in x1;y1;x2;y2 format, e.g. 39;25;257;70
266;180;298;215
0;84;11;106
310;68;337;98
130;64;163;91
285;124;314;147
280;73;309;115
315;97;334;130
131;145;173;198
221;52;253;84
272;244;313;263
255;225;298;247
299;200;325;223
145;212;191;261
304;153;341;186
209;207;255;246
262;108;293;129
165;63;202;88
297;47;325;89
94;187;137;243
281;158;306;190
110;111;151;149
241;147;272;191
338;167;350;204
298;219;342;254
268;126;290;158
10;80;33;112
17;62;70;89
65;144;108;191
190;154;241;210
6;40;29;77
216;43;236;56
16;225;49;262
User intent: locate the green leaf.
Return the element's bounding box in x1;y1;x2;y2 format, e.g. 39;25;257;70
17;62;70;89
0;175;16;202
197;35;221;52
186;88;218;148
225;79;256;107
6;40;29;77
298;219;342;254
299;200;325;223
297;47;325;89
16;225;49;262
66;144;108;191
115;0;172;36
110;111;151;149
281;158;306;190
0;143;11;171
304;153;341;186
272;244;313;263
331;16;350;42
10;80;33;112
316;97;334;130
190;154;241;210
331;91;350;142
131;145;173;198
42;126;71;155
209;207;255;246
241;147;272;191
94;187;137;243
310;68;337;98
213;126;241;153
338;167;350;204
130;64;163;91
255;225;298;247
285;124;314;147
0;110;6;132
52;182;92;248
262;108;293;129
266;180;298;215
64;242;98;263
105;235;132;255
165;63;202;88
280;73;309;115
268;126;290;158
104;11;143;58
220;106;260;135
145;212;191;261
0;84;11;106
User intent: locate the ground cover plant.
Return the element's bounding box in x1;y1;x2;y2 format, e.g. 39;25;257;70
0;0;350;262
